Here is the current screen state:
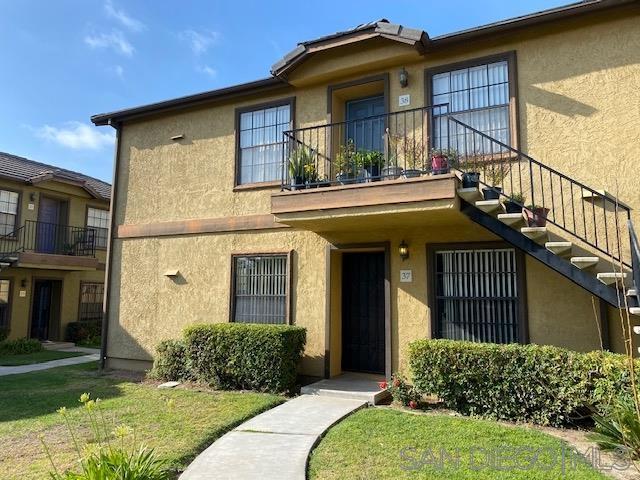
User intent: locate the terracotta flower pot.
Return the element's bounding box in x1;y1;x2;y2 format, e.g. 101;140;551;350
524;207;550;227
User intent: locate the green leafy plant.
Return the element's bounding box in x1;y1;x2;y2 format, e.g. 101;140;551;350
42;393;171;480
179;323;306;393
353;149;383;170
590;396;640;460
65;320;102;344
150;339;193;382
510;192;526;204
484;163;506;186
0;337;42;356
288;146;316;181
0;327;9;342
388;373;421;408
335;140;356;175
409;339;640;426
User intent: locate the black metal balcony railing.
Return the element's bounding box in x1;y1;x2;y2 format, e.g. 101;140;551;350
281;105;632;268
0;220;97;261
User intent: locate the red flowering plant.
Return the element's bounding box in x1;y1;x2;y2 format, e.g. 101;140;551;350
388;373;421;409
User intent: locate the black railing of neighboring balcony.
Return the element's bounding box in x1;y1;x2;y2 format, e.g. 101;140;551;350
629;220;640;303
281;104;632;268
0;220;96;260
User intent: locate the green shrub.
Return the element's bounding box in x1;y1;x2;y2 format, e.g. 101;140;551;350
0;327;9;342
590;396;640;459
0;337;43;356
65;320;102;343
388;373;420;408
150;339;192;382
409;339;639;427
184;323;306;393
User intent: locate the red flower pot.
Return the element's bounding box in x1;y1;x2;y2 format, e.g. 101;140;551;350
408;400;418;410
524;207;550;227
431;155;449;175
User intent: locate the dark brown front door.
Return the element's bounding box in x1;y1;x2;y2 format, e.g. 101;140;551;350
30;280;62;341
341;252;385;374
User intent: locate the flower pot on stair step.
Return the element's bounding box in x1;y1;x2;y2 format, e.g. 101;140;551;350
524;206;550;227
482;186;502;200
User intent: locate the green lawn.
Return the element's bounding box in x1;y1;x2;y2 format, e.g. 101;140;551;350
0;362;284;479
308;408;607;480
0;350;85;366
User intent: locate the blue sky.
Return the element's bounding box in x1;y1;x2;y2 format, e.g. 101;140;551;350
0;0;568;183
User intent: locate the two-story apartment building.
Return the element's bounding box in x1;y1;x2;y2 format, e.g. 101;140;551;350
0;152;110;342
92;0;640;379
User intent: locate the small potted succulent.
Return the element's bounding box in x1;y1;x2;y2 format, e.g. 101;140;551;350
504;192;525;213
482;165;505;200
430;148;458;175
524;204;550;227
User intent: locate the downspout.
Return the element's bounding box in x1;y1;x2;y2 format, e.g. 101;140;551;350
100;120;122;370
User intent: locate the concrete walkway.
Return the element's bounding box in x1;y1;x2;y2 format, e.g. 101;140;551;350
180;394;367;480
0;348;99;377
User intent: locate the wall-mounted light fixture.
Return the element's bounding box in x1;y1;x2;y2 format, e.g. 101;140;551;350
20;279;27;288
399;240;409;261
29;192;36;201
399;67;409;88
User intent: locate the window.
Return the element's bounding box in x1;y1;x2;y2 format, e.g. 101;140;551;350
430;56;513;153
0;190;19;236
79;282;104;322
237;101;292;185
232;254;289;324
86;207;109;249
0;279;10;329
433;247;522;344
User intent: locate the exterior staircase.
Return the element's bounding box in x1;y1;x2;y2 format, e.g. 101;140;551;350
447;116;639;322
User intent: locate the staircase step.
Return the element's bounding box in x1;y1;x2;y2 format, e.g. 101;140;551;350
630;307;640;317
628;288;638;297
497;213;525;227
475;199;503;214
457;188;482;203
545;241;573;256
521;227;548;242
596;272;627;286
570;257;599;270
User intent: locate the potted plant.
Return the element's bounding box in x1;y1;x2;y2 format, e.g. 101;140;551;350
504;192;526;213
382;133;404;179
430;148;457;175
459;154;481;188
303;162;319;188
363;150;384;181
403;142;424;178
482;164;505;200
335;141;355;185
524;204;550;227
288;147;315;190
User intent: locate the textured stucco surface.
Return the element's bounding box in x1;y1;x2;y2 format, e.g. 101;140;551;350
108;9;640;373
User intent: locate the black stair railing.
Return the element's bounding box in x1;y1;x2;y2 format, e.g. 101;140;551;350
0;225;26;262
629;220;640;303
446;116;632;267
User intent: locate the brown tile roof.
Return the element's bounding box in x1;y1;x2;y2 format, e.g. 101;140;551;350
0;151;111;201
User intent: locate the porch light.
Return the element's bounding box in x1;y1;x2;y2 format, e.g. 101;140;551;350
399;67;408;88
399;240;409;261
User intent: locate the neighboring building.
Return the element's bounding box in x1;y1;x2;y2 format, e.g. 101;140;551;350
92;0;640;378
0;152;110;342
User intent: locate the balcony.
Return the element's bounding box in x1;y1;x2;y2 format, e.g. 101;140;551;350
0;220;99;271
270;105;461;231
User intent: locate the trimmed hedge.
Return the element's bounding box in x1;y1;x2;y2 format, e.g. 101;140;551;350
65;320;102;343
0;327;9;343
409;339;639;427
151;323;306;393
0;337;43;356
150;339;192;382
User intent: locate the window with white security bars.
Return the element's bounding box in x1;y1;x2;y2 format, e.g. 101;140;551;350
232;254;289;324
434;247;523;344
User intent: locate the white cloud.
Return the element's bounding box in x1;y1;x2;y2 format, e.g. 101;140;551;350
104;0;146;32
180;29;220;55
111;65;124;78
85;30;134;56
36;122;115;150
197;65;217;78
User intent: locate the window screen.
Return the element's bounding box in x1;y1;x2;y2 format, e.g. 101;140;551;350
0;190;19;236
79;283;104;322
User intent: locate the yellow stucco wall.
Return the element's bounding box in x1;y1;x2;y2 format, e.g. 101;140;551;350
0;178;109;341
107;9;640;373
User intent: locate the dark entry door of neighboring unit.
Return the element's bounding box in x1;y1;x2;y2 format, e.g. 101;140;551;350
345;95;386;153
36;197;65;254
30;280;62;341
341;252;385;374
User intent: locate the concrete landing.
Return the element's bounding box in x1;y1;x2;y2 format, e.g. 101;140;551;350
180;395;366;480
301;372;390;405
